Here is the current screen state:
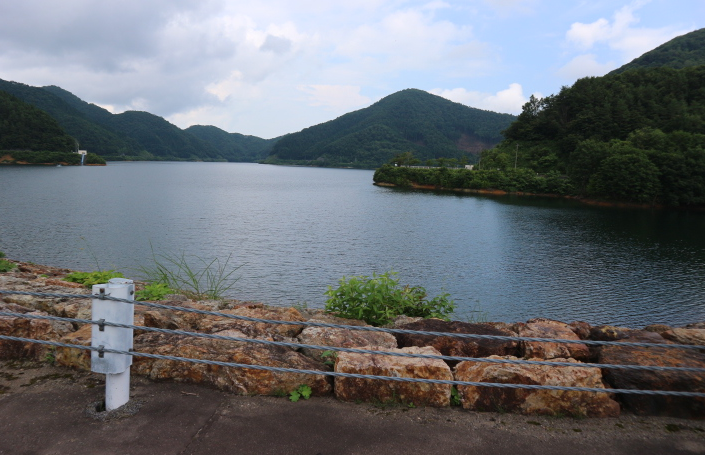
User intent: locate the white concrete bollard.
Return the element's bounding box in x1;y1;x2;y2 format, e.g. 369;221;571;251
91;278;135;411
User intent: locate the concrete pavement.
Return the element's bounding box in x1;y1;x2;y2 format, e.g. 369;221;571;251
1;360;704;455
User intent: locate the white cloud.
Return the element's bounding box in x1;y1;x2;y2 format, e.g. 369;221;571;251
431;83;537;114
334;6;487;75
565;0;693;62
558;54;617;80
298;85;372;111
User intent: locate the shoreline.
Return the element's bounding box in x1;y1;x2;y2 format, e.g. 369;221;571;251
373;181;705;211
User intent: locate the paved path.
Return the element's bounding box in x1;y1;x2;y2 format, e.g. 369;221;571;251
1;361;704;454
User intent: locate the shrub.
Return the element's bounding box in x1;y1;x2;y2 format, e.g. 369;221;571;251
324;271;456;326
135;282;174;301
0;259;16;273
64;270;125;287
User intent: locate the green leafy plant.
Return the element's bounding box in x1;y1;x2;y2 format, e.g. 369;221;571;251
135;282;174;301
450;386;461;406
135;246;242;300
289;384;312;402
320;350;338;367
324;271;456;326
0;259;16;273
0;251;5;258
64;270;125;287
44;348;56;365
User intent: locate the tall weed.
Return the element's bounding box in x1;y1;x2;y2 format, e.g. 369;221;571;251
136;247;241;300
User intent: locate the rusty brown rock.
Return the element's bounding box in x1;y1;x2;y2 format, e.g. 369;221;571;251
197;306;306;338
515;318;590;361
661;328;705;347
55;324;92;371
297;318;398;361
306;313;368;326
395;319;518;366
0;303;74;360
455;356;620;417
387;315;423;327
44;279;85;289
131;331;331;396
599;334;705;418
685;322;705;329
643;324;673;335
569;321;592;340
143;310;181;331
334;346;452;407
589;325;633;341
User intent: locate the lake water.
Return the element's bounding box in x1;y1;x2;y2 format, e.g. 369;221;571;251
1;162;704;327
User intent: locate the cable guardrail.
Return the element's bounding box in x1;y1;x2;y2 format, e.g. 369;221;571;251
1;334;704;398
2;286;705;409
1;289;702;351
1;310;704;374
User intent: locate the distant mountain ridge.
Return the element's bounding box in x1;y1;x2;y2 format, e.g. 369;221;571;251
185;125;278;162
265;89;516;168
609;28;705;75
0;79;273;161
0;79;515;167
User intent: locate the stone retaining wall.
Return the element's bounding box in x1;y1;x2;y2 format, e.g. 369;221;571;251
1;263;704;419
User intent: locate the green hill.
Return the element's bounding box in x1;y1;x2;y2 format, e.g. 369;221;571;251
185;125;279;162
608;28;705;75
265;89;516;168
0;79;140;156
0;91;75;152
1;80;275;161
42;85;225;161
479;65;705;206
387;31;705;207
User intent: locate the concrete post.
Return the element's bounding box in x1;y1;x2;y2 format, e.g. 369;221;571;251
91;278;134;411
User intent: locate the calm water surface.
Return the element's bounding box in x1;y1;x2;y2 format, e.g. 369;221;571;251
1;162;704;327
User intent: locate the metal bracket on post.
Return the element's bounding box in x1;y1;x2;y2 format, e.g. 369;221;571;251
91;278;134;411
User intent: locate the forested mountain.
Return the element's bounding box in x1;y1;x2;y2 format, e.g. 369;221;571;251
185;125;278;161
0;79;140;156
0;79;275;161
609;28;705;75
265;89;516;168
0;91;75;152
481;66;705;206
42;85;224;161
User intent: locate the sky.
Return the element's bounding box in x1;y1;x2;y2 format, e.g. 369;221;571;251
0;0;702;139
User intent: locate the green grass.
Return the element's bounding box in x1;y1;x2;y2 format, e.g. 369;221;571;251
0;259;16;273
135;282;174;301
64;270;125;287
135;247;242;300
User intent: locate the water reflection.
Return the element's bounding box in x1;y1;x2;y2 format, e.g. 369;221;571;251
1;162;704;327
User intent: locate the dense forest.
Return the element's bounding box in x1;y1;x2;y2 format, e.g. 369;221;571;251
609;28;705;75
0;80;276;161
265;89;516;168
0;150;106;165
0;91;75;152
477;66;705;206
42;86;227;161
376;29;705;207
0;79;141;157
